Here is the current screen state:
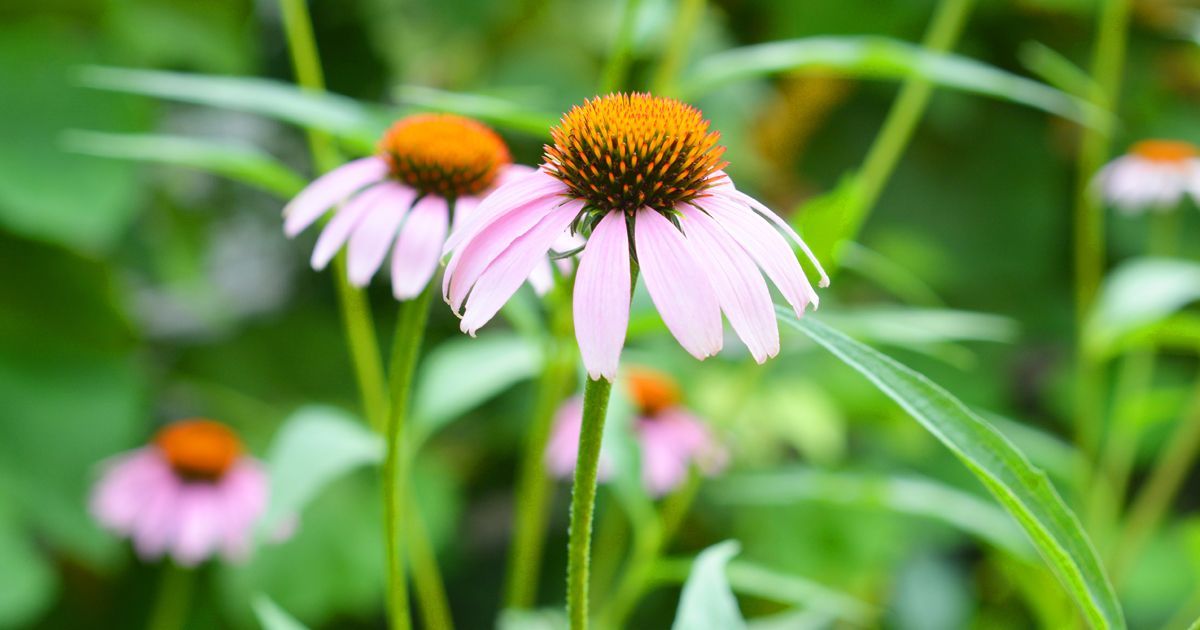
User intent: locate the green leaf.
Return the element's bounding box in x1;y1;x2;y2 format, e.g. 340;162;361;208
1086;258;1200;358
411;334;542;439
260;406;383;536
63;131;305;197
252;595;310;630
79;66;387;152
0;499;56;628
1017;41;1100;100
672;541;746;630
821;307;1019;346
392;86;558;137
682;36;1108;129
838;242;944;307
711;468;1033;558
782;313;1124;629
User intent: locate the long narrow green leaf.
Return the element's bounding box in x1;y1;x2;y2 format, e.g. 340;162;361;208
78;66;387;151
252;595;310;630
682;36;1109;129
710;468;1033;558
392;85;557;137
62;131;305;197
782;312;1123;629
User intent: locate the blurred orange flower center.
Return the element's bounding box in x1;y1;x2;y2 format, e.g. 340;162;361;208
545;93;728;213
155;419;243;481
379;114;511;198
1131;140;1198;164
626;368;682;417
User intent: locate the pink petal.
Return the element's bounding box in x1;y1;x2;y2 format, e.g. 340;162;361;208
131;471;185;560
171;486;223;566
679;207;779;363
283;157;388;237
574;211;631;381
345;184;415;286
545;397;614;481
216;461;270;561
311;183;412;271
391;195;450;299
442;169;567;256
90;449;172;534
633;208;723;360
459;199;584;335
527;259;555;296
637;409;726;496
729;188;829;288
451;195;480;232
700;193;819;316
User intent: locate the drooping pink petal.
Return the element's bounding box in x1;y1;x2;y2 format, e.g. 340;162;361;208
451;195;480;232
680;207;779;363
496;163;538;187
391;195;450;299
545;397;614;481
637;408;727;496
171;486;223;566
442;169;568;256
283;157;388;237
700;193;819;316
459;199;585;335
633;208;723;360
444;196;570;311
728;188;829;288
216;461;270;561
90;449;173;535
574;211;631;381
345;184;415;286
131;469;184;560
311;183;413;270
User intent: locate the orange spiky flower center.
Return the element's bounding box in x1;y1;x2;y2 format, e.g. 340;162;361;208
378;114;511;198
155;419;243;482
1131;140;1198;164
626;367;682;417
545;93;728;217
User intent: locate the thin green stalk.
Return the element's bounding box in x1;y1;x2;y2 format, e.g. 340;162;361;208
1072;0;1131;463
566;377;615;630
505;284;577;609
598;0;644;93
588;497;629;605
650;0;705;96
383;284;436;630
1112;378;1200;581
841;0;975;245
278;0;339;171
409;500;454;630
146;563;191;630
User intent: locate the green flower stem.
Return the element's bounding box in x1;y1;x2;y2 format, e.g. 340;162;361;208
587;496;629;605
598;0;644;94
566;376;615;630
146;562;191;630
382;284;437;630
278;0;388;432
651;0;705;96
1072;0;1130;464
409;500;454;630
505;282;577;610
1112;378;1200;581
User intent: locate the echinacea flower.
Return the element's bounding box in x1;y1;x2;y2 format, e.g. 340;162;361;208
90;419;271;566
1094;139;1200;213
283;114;542;299
443;93;828;380
546;367;727;496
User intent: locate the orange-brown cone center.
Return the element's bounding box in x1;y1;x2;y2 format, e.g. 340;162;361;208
626;367;682;417
1131;139;1198;164
155;419;243;481
378;114;511;198
544;93;728;214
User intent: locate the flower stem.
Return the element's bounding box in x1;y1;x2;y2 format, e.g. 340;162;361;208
146;562;191;630
598;0;644;94
505;284;577;610
383;284;436;630
409;500;454;630
650;0;705;97
566;376;614;630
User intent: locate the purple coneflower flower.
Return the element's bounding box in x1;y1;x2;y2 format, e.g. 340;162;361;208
443;94;828;380
546;367;727;496
283;114;542;299
90;420;271;566
1094;140;1200;213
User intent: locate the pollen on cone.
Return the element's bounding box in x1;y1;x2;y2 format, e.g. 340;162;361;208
154;419;243;481
379;114;511;197
1130;139;1198;164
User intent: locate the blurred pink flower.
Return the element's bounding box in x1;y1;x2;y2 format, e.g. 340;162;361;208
442;94;827;380
283;114;561;299
545;368;728;496
1094;139;1200;214
90;420;272;567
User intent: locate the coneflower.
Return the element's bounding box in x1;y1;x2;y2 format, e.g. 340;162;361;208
1094;139;1200;213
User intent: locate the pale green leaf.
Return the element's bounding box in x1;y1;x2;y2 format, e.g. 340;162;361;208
1017;41;1100;100
1086;258;1200;358
63;131;305;197
782;313;1124;629
252;594;310;630
392;86;557;137
672;541;746;630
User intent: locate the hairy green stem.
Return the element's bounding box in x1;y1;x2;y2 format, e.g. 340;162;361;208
146;563;191;630
651;0;705;96
505;284;577;609
383;284;436;630
598;0;644;93
566;377;614;629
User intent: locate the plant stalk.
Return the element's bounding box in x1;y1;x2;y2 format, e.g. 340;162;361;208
146;563;191;630
599;0;644;93
566;377;615;629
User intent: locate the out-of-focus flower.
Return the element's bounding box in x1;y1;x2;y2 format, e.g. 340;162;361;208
443;94;828;380
283;114;560;299
1094;139;1200;213
546;367;727;496
90;419;272;566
